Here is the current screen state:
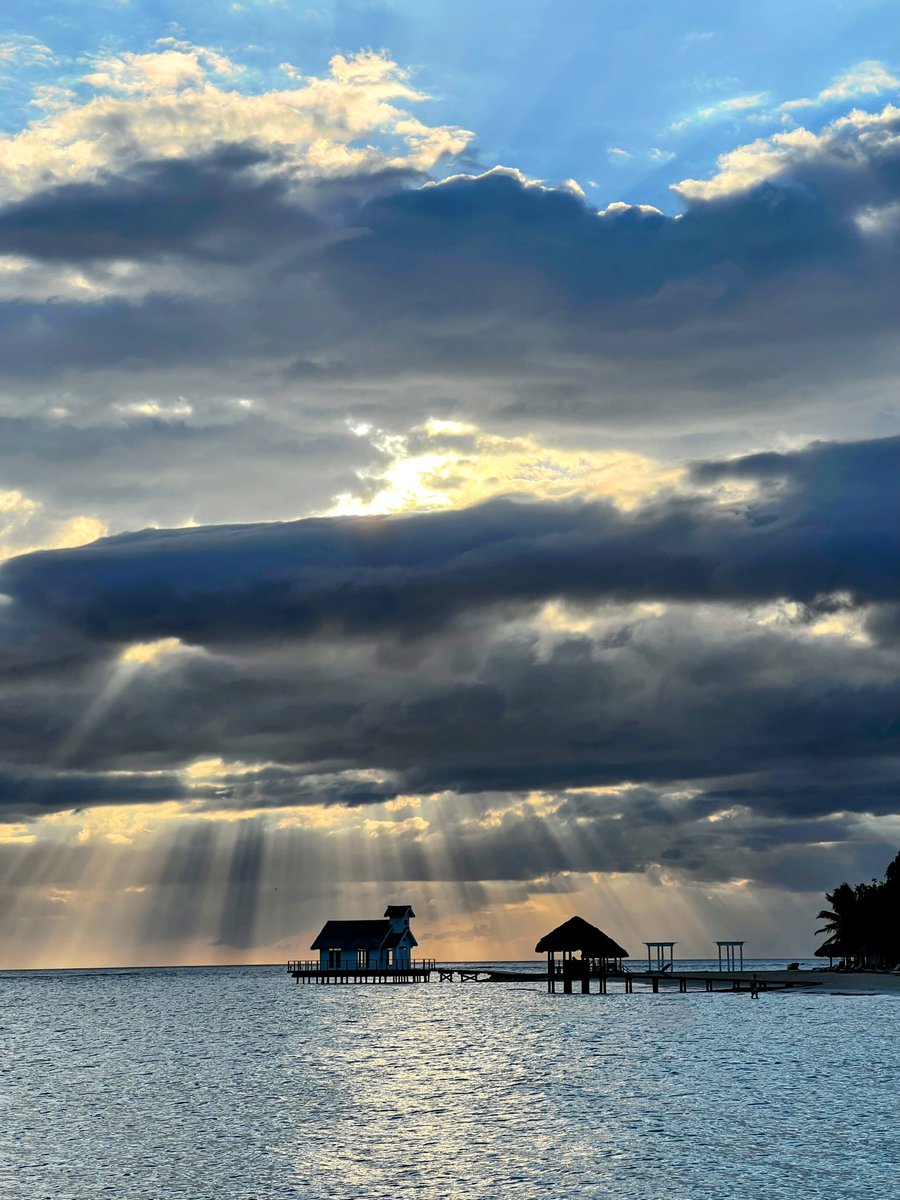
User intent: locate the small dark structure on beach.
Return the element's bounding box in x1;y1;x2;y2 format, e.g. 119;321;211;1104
814;941;862;970
535;916;629;994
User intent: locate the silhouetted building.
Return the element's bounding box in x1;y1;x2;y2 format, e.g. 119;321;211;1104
535;915;629;993
311;903;417;970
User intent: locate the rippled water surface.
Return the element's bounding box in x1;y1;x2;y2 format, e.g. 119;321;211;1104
1;964;897;1199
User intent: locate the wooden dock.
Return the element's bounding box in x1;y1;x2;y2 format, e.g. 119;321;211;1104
287;960;824;993
288;958;436;984
545;965;824;995
432;967;823;992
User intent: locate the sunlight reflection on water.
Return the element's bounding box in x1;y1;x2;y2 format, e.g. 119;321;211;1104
0;965;896;1199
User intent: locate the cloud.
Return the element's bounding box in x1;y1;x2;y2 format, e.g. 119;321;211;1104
0;413;372;534
782;60;900;111
0;599;894;847
0;766;192;820
326;419;681;516
0;74;899;448
0;482;105;563
672;100;900;199
0;146;335;263
5;434;899;654
0;435;897;823
670;92;768;131
0;46;473;203
0;35;57;72
82;40;240;95
0;604;896;905
2;441;900;937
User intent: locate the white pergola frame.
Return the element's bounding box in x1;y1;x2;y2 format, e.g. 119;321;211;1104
715;940;745;972
644;941;676;973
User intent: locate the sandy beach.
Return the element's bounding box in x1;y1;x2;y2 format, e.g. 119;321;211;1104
679;969;900;994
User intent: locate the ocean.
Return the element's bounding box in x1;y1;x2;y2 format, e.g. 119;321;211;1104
1;961;897;1199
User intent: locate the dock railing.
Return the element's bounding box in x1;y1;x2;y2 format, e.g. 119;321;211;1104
287;958;438;974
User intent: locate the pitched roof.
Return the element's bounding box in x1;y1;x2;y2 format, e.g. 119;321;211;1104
534;915;629;958
383;928;419;950
311;920;391;951
384;904;415;918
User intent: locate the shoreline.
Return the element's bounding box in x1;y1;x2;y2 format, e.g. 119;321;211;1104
742;969;900;994
657;969;900;995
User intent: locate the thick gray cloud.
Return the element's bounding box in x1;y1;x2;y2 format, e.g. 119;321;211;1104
3;435;898;652
0;148;415;264
0;107;899;444
1;605;896;796
0;765;190;819
0;434;897;892
0;414;371;531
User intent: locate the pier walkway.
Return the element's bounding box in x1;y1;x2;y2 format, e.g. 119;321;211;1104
286;961;825;992
544;966;824;994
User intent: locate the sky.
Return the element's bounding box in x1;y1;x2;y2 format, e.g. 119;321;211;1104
1;0;900;967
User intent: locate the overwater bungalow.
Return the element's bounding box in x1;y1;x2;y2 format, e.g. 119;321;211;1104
535;915;629;993
310;903;418;970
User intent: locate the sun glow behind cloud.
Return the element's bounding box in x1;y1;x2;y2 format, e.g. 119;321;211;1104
120;637;186;666
327;419;684;517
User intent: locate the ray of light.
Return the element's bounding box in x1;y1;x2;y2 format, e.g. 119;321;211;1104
53;639;190;766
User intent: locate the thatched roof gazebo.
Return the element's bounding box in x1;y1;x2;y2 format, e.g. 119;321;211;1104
535;916;629;994
814;941;856;968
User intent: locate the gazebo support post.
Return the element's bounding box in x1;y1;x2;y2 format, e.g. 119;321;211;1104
535;915;629;1000
716;940;745;972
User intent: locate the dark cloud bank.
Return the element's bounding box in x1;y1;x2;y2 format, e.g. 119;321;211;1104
2;107;900;909
4;434;899;645
2;104;900;547
0;435;898;896
1;106;900;438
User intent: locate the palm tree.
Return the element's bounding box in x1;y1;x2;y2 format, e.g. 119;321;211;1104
815;854;900;969
816;881;859;964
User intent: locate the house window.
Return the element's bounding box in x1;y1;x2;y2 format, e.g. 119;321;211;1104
356;950;369;969
328;948;340;969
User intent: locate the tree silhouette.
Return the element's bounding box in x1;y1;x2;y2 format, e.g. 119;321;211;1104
815;852;900;969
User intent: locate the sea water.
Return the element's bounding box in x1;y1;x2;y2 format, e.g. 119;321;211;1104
1;962;896;1199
